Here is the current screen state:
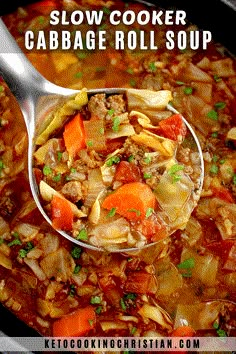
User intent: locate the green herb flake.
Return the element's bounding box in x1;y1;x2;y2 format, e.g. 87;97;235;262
112;116;121;132
73;265;81;274
219;159;226;165
129;78;136;87
86;140;93;147
232;174;236;185
18;242;34;257
95;306;102;314
75;72;83;79
77;52;87;59
69;284;76;297
213;75;222;82
88;319;94;326
0;86;4;93
128;155;135;162
102;6;111;15
77;228;88;241
120;298;127;311
57;151;63;161
184;87;193;95
43;165;52;176
8;238;22;247
176;81;185;85
143;155;152;164
0;238;4;245
145;208;154;218
90;295;101;305
131;326;137;335
143;172;152;179
108;108;115;116
99;127;105;135
149;62;156;72
168;164;184;183
71;246;82;259
212;154;219;163
207;109;218;121
126;68;134;74
211;132;218;138
210;164;219;175
38;16;45;24
214;101;226;110
52;173;61;182
106;156;120;166
127;208;141;216
98;23;107;31
107;207;116;217
124;293;137;300
177;257;195;269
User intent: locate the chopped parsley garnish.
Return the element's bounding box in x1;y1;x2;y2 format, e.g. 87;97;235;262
8;238;22;247
184;87;193;95
126;68;134;74
143;172;152;179
86;140;93;147
102;6;111;15
213;322;227;337
69;284;76;297
168;164;184;183
176;80;185;85
90;295;101;305
112;116;121;132
145;208;154;218
99;127;105;135
75;72;83;78
212;154;219;163
0;85;4;92
95;306;102;314
149;62;156;72
177;257;195;277
43;165;52;176
232;174;236;185
106;155;120;166
210;164;219;174
57;151;63;161
129;78;136;87
73;265;81;274
19;242;34;258
77;52;87;59
71;246;82;259
143;155;152;164
107;207;116;217
108;108;115;116
214;101;226;110
128;208;141;216
120;298;127;311
211;131;218;138
77;228;88;241
207;109;218;121
213;74;222;82
0;160;5;174
52;173;61;182
127;155;135;162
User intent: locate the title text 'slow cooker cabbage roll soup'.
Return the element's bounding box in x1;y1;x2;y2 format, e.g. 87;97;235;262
34;88;202;251
1;0;236;342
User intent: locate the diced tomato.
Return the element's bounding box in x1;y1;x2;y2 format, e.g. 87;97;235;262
98;275;121;308
28;0;58;15
211;186;234;203
51;195;73;231
134;213;168;242
124;271;158;294
158;114;187;141
172;325;196;337
115;161;142;183
206;240;236;265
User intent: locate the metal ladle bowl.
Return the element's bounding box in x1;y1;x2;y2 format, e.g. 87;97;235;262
0;19;204;252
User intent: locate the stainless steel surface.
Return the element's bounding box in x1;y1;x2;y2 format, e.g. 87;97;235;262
0;18;204;252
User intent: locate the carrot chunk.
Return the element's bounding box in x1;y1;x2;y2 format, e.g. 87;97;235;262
63;113;86;158
158;114;187;141
53;306;96;337
102;182;156;221
51;195;73;231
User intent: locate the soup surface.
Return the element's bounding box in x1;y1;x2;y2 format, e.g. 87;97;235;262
1;0;236;345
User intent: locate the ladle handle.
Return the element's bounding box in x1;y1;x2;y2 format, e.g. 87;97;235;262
0;19;49;100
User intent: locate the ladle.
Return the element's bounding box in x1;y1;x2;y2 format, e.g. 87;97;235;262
0;18;204;252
